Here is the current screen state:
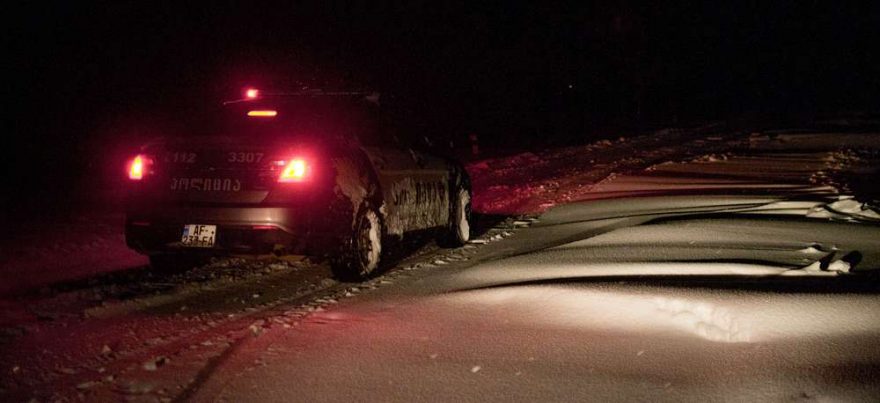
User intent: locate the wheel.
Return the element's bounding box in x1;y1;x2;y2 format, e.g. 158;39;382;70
330;205;385;281
148;253;204;273
440;179;472;247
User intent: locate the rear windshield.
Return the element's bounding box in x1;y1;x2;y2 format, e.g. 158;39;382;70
192;96;384;140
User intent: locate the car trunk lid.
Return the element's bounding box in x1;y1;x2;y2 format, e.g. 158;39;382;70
149;137;291;204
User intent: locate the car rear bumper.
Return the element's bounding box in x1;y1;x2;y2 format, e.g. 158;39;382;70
125;206;309;255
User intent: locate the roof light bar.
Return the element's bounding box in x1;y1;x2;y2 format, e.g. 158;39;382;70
247;110;278;117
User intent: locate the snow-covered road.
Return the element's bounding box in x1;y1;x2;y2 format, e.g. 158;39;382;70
0;212;531;401
1;128;878;401
185;131;880;402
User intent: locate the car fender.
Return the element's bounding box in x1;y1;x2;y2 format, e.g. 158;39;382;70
329;148;383;227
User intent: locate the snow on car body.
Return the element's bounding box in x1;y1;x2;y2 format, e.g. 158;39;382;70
124;90;471;279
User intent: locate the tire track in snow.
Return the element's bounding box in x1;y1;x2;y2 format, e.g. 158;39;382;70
1;218;528;402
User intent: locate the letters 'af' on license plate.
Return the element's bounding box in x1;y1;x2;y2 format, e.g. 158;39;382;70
181;224;217;247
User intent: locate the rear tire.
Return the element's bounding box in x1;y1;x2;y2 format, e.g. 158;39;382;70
330;205;385;281
440;181;472;247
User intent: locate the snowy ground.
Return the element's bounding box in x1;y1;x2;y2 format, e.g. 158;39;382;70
0;212;147;296
467;127;878;214
467;124;739;214
183;131;880;402
1;127;878;401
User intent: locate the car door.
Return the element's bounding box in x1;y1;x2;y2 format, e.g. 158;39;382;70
360;137;451;235
406;146;450;230
360;143;423;236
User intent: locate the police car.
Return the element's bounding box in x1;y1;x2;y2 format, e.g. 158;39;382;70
124;89;471;280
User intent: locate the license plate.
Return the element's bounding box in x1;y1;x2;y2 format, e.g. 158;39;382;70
181;224;217;247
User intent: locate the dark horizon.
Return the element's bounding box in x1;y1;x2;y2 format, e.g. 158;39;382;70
12;3;880;123
6;1;880;218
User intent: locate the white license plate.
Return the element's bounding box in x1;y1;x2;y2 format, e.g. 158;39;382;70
181;224;217;247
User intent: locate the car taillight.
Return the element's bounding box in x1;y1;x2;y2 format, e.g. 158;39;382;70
128;154;153;180
277;158;309;182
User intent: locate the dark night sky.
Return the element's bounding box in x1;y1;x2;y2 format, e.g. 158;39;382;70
10;1;880;137
5;1;880;214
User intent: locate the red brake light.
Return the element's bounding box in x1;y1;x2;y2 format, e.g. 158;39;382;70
245;88;259;99
278;158;308;182
128;154;152;180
